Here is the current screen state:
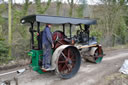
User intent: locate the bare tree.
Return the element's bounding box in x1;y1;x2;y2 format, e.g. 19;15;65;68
22;0;30;15
8;0;12;57
67;0;75;17
76;0;87;18
35;0;51;14
56;0;62;16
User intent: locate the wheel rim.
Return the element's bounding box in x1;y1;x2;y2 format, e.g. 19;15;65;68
57;47;81;79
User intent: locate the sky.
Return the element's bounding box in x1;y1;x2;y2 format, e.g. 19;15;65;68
3;0;101;5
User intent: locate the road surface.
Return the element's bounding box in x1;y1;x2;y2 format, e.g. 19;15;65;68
0;49;128;85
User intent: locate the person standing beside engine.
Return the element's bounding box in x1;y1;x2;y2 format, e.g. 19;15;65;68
42;24;54;70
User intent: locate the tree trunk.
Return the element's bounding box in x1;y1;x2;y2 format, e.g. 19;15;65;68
8;0;12;57
68;0;74;17
23;0;29;15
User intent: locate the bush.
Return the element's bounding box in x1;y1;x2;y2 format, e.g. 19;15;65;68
114;17;128;44
90;29;102;43
0;39;11;64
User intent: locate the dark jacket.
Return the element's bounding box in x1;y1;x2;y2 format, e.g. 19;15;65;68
42;26;53;46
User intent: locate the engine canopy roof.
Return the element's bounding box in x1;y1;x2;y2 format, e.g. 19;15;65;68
21;15;97;25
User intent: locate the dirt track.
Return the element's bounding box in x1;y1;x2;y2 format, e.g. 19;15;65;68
0;49;128;85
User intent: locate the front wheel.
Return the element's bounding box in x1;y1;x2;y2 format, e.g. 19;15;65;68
94;48;104;64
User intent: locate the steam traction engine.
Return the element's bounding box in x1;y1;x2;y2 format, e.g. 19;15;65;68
21;15;104;79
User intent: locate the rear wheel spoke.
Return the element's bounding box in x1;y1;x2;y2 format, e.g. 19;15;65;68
70;55;76;61
68;48;71;58
58;61;66;64
60;64;67;72
58;64;62;71
66;64;72;73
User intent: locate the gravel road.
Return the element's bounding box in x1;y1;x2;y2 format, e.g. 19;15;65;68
0;49;128;85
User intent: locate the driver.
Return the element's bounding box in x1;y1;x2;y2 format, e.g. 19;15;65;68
42;24;54;70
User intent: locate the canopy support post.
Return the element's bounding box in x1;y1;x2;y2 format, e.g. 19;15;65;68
63;24;65;35
79;24;83;30
30;22;34;49
70;24;72;38
37;22;40;50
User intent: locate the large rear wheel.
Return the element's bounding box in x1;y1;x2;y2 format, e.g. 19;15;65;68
56;46;81;79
